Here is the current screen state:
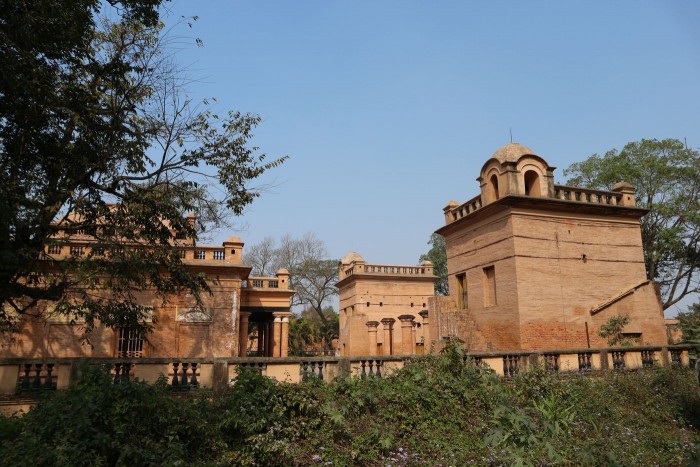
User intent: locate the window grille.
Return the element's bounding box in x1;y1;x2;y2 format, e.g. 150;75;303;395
118;328;144;357
252;279;264;288
268;280;279;288
47;245;61;255
70;246;84;256
213;250;225;260
194;250;206;260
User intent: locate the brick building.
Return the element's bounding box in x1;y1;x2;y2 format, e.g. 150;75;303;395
337;253;435;356
0;234;294;359
431;143;667;351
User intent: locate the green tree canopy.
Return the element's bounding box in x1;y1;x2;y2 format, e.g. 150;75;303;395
678;302;700;345
565;139;700;310
0;1;285;334
420;233;448;295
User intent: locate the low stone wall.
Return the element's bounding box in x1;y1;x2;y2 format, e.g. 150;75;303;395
0;345;693;413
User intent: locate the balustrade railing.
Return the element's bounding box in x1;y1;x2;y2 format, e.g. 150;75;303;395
641;350;655;368
171;362;199;389
0;346;693;397
543;353;560;373
578;352;593;371
554;184;623;205
448;195;483;223
19;363;56;392
359;359;383;378
112;361;134;384
301;361;324;381
503;355;520;377
670;349;683;365
611;351;626;370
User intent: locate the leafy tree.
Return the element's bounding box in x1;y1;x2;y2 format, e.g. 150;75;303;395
0;2;286;334
565;139;700;310
678;302;700;345
288;307;339;356
599;314;638;347
420;233;448;295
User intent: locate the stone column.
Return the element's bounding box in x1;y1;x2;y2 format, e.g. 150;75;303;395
280;316;290;357
398;315;415;355
381;318;395;355
266;320;274;357
418;310;429;347
239;312;251;357
256;321;264;356
411;322;417;354
366;321;379;355
272;317;282;357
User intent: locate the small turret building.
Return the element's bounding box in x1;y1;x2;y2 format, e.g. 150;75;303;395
431;143;667;351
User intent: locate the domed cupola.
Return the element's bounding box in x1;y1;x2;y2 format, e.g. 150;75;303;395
478;143;555;205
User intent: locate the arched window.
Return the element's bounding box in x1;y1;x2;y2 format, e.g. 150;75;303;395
524;170;541;196
489;174;500;200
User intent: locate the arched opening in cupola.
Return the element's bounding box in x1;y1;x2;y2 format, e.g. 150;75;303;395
524;170;541;196
489;174;500;200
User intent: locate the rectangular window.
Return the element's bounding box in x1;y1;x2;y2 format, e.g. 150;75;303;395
47;245;61;255
70;246;84;256
213;250;225;260
117;328;144;357
194;250;206;260
252;279;264;288
268;280;279;288
483;266;497;307
456;273;468;309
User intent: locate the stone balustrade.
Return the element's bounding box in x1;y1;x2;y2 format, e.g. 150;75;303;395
0;346;693;411
553;184;624;205
441;183;634;227
445;194;483;224
241;277;282;289
343;263;433;277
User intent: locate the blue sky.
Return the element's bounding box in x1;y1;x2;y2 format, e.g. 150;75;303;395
163;1;699;314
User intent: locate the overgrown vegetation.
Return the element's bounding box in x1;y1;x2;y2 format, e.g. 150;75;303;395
2;345;700;466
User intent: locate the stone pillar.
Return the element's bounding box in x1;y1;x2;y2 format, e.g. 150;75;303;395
398;315;415;355
418;310;429;346
366;321;379;355
272;317;282;357
239;312;251;357
381;318;395;355
411;322;417;354
280;316;290;357
266;320;274;357
257;322;264;356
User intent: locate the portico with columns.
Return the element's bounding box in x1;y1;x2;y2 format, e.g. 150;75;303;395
240;268;295;357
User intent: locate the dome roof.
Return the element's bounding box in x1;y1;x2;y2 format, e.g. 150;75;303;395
341;251;365;264
490;143;538;164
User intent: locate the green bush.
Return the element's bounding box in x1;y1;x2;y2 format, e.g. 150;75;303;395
0;366;223;466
